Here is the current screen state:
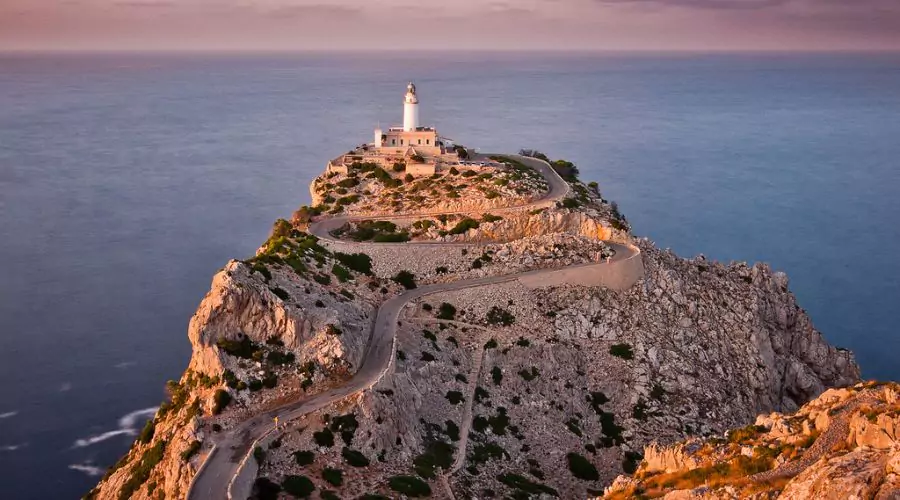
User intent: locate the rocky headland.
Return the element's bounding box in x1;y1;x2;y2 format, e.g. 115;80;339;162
87;152;860;500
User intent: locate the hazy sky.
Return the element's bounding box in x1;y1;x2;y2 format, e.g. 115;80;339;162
2;0;899;51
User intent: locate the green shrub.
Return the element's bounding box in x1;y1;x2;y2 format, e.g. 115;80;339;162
516;337;530;347
622;451;642;474
421;351;435;362
389;475;432;497
292;205;321;224
559;197;581;209
216;336;256;359
481;213;503;223
253;477;282;500
212;389;231;415
253;446;266;464
437;302;457;320
497;473;558;496
491;366;502;385
633;399;648;420
248;379;263;392
267;350;295;365
334;252;373;275
414;441;455;478
320;490;341;500
484;338;498;349
445;420;460;441
341;447;370;467
392;270;416;289
331;264;352;282
271;286;291;301
322;467;343;486
475;386;490;404
181;440;201;461
551;159;580;181
313;428;335;447
282;475;315;498
518;367;539;381
293;450;315;466
566;418;583;437
470;441;508;464
728;424;768;444
138;419;155;444
117;440;167;500
599;411;625;446
567;452;599;481
325;324;342;336
250;262;272;281
446;390;464;405
588;391;609;415
449;218;480;235
486;307;515;326
609;343;634;360
373;231;410;243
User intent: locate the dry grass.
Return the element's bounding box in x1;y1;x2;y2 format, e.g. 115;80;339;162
608;455;775;499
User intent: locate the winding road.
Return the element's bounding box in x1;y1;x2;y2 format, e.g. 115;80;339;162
186;155;640;500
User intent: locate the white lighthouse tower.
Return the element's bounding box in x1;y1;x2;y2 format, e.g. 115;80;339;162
403;82;419;132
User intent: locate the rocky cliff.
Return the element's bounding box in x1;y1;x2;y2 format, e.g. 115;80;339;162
88;153;860;500
604;381;900;499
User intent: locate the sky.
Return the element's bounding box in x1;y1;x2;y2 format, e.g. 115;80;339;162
1;0;899;52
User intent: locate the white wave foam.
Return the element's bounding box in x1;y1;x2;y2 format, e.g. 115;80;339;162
118;407;158;429
72;406;158;449
115;361;136;369
59;382;72;392
73;429;134;448
69;463;105;477
0;411;17;419
0;443;26;452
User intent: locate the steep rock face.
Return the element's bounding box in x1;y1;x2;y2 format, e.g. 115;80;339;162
549;241;858;439
247;239;859;499
605;382;900;500
446;209;628;244
91;152;863;500
187;260;374;379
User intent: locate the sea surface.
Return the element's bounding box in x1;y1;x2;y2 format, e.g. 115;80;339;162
1;52;899;498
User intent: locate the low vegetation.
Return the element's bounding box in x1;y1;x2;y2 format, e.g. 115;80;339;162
388;475;432;497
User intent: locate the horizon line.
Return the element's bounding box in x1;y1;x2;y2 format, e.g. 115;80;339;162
4;48;900;56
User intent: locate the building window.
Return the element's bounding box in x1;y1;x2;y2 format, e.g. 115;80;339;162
426;139;430;145
391;139;396;145
400;139;404;145
417;139;421;145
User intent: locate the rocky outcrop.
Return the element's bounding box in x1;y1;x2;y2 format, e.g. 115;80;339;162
446;206;629;244
91;152;862;500
605;382;899;500
187;260;374;379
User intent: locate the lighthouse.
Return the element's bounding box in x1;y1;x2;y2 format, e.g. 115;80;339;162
403;82;419;132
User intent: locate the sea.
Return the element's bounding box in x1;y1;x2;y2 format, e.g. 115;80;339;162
1;52;899;499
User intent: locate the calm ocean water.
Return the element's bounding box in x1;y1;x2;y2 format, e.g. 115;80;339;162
1;52;899;498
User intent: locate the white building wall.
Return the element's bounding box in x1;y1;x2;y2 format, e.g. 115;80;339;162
403;101;419;132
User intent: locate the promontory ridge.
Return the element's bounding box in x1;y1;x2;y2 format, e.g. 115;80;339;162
87;83;871;500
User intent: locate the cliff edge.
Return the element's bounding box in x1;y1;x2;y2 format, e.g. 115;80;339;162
87;152;859;500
